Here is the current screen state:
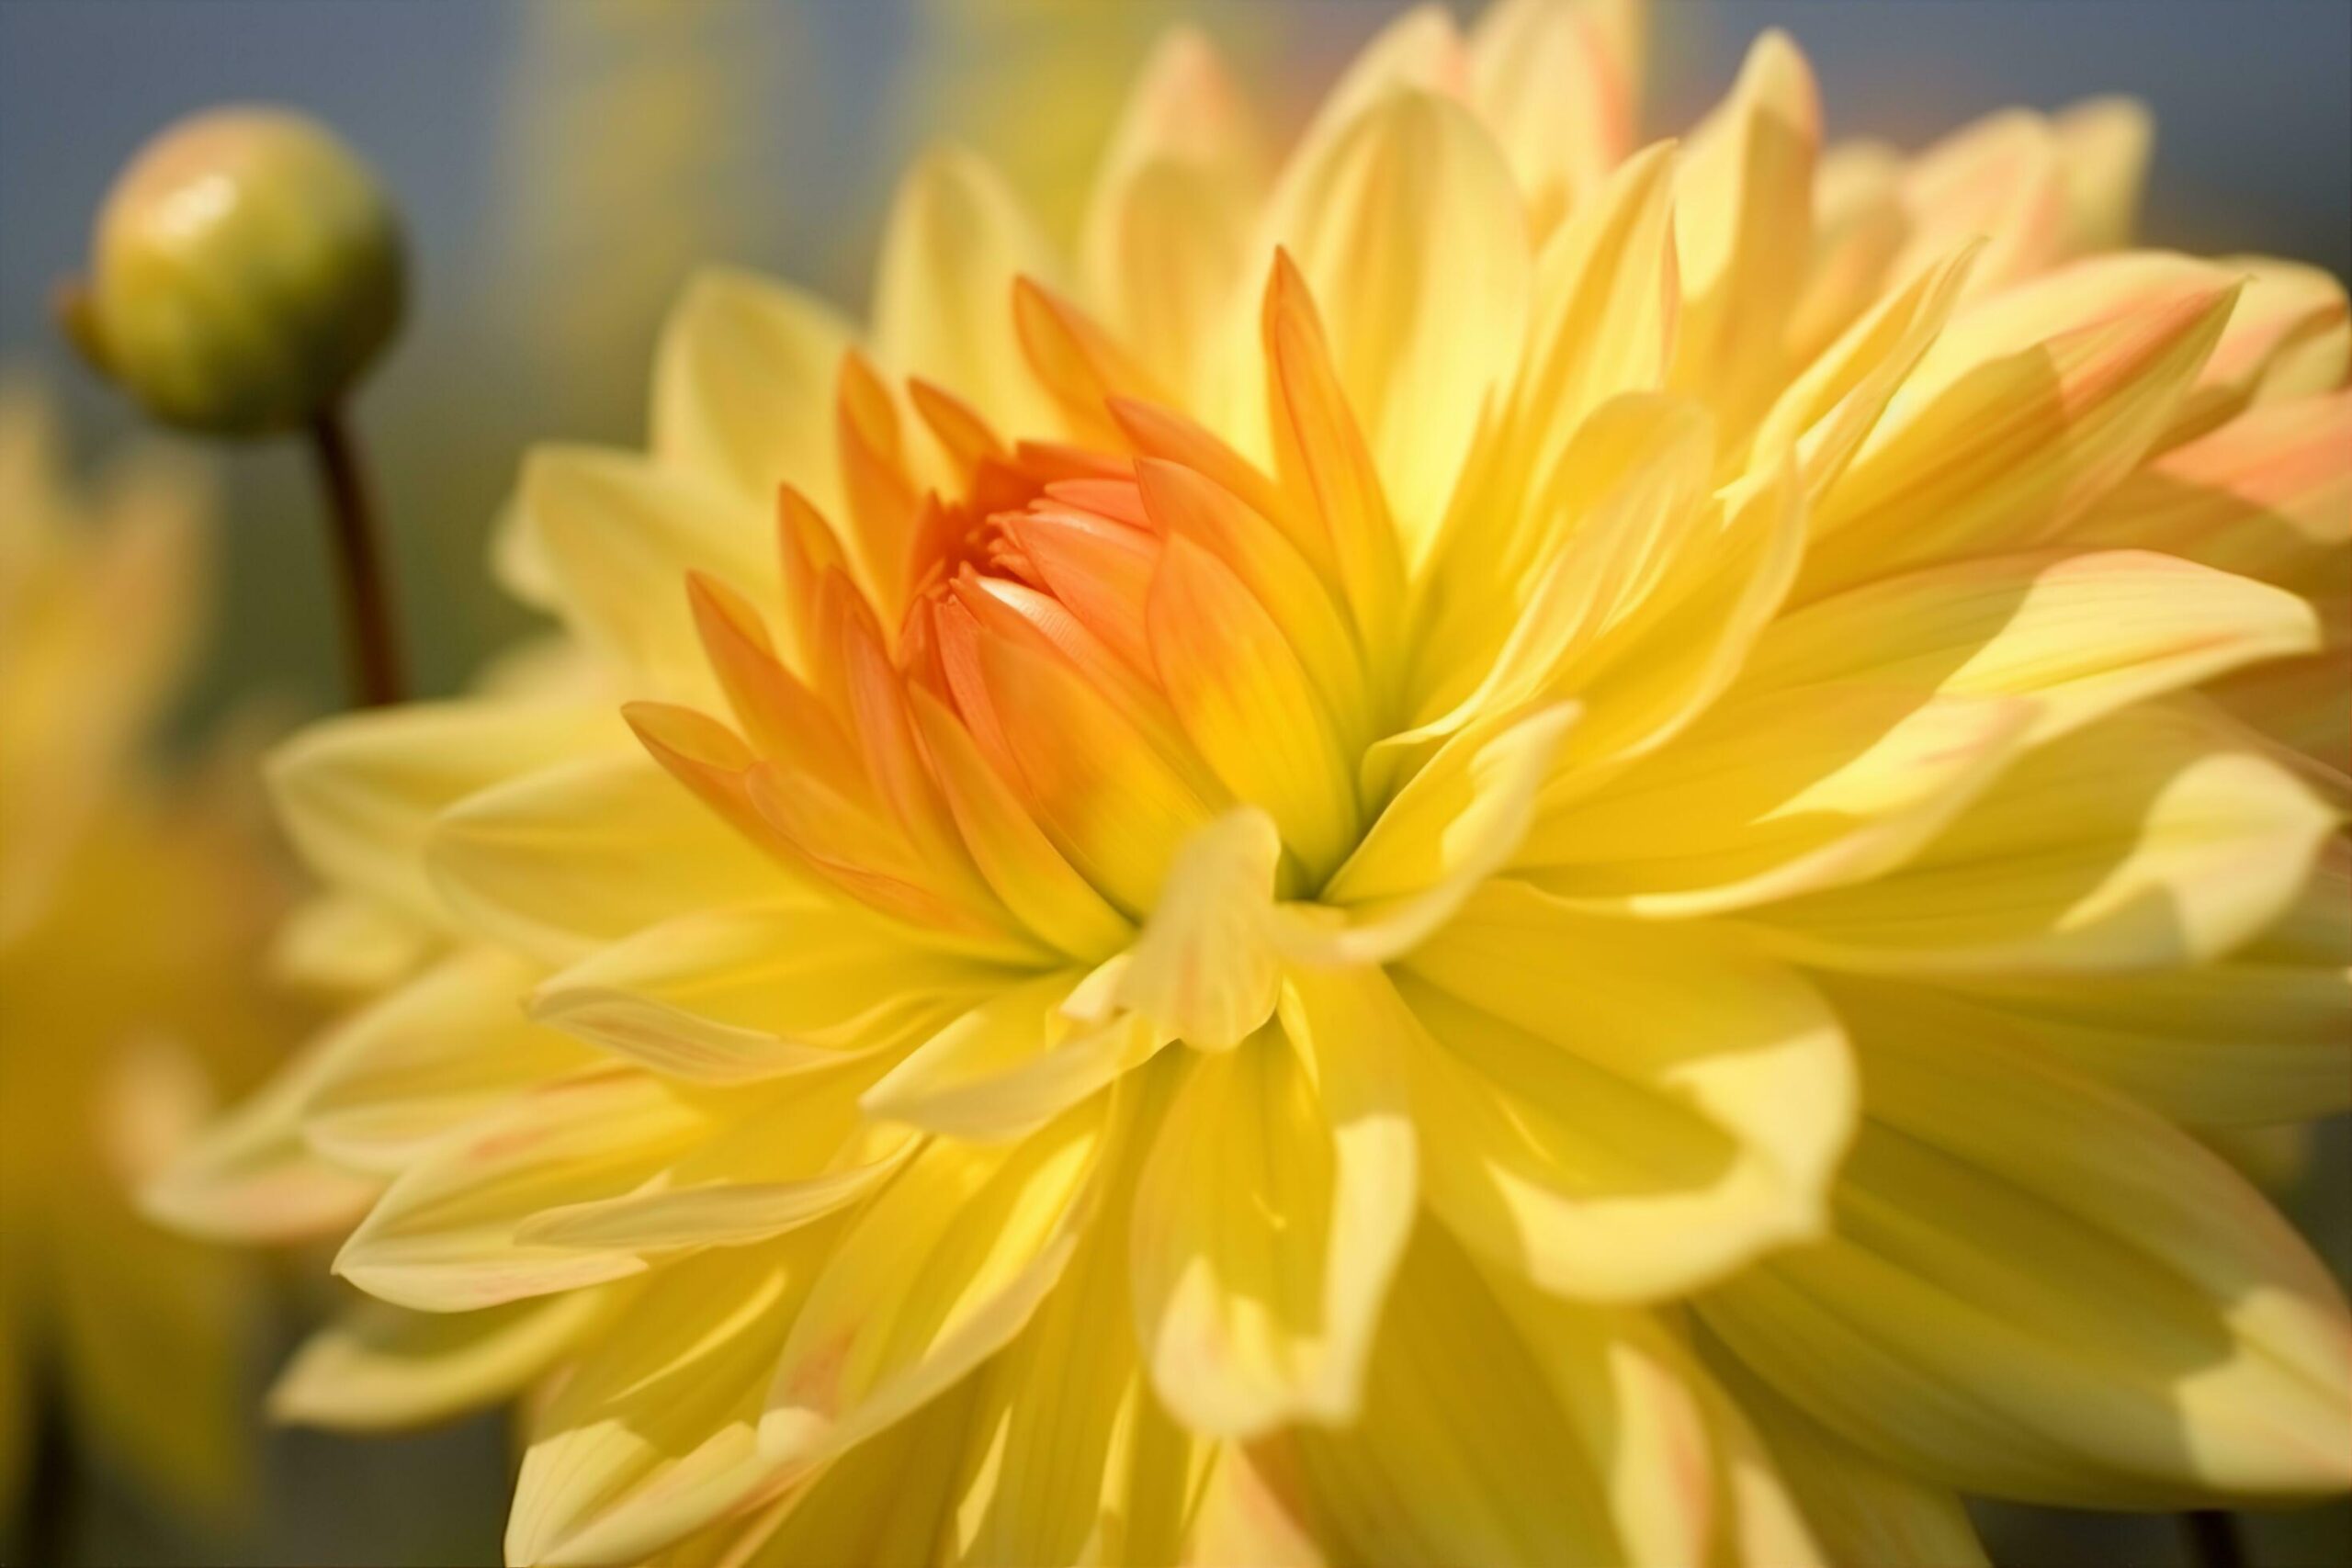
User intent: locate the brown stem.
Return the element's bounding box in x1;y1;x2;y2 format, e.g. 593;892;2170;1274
305;407;404;707
2182;1510;2248;1568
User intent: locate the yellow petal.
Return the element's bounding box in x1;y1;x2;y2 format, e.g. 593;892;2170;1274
1749;239;1981;503
1265;87;1530;562
2066;389;2350;601
514;445;768;694
140;1043;381;1244
1134;454;1374;756
510;1242;820;1567
1399;883;1853;1301
2176;257;2351;441
2053;96;2153;253
956;603;1220;918
759;1090;1116;1464
1129;968;1416;1438
650;267;854;514
1806;265;2239;592
2209;649;2352;770
1670;30;1820;434
1467;0;1638;235
731;1384;982;1567
268;891;434;996
1260;250;1408;660
1261;1225;1624;1565
1420;141;1678;694
334;1069;713;1312
426;754;788;965
1787;140;1910;366
1747;701;2338;976
1149;535;1358;879
863;972;1164;1144
1306;704;1577;966
1105;807;1283;1051
1476;1275;1829;1568
1079;27;1264;403
1701;1023;2352;1506
906;683;1135;964
1743;547;2320;747
1406;392;1713;751
1521;684;2036;917
268;700;628;928
1827;914;2350;1128
528;896;1005;1083
1701;1337;1990;1568
875;144;1059;442
301;947;596;1174
270;1289;611;1433
515;1065;911;1257
944;1159;1205;1567
1541;456;1807;783
1283;5;1469;177
1890;108;2068;300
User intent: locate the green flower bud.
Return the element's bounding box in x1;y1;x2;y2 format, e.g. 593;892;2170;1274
63;107;406;437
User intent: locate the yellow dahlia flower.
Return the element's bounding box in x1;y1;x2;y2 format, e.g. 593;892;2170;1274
165;3;2351;1562
0;377;311;1530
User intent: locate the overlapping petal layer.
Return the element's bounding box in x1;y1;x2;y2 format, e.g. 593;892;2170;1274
156;4;2350;1562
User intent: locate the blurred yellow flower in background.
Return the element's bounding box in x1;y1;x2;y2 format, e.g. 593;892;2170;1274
0;378;309;1535
161;0;2350;1562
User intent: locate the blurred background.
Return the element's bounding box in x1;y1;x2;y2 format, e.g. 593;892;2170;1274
0;1;2346;1563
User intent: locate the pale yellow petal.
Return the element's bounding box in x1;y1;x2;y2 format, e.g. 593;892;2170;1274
1419;141;1679;699
271;1289;612;1433
2065;389;2350;601
528;896;1006;1084
268;700;629;927
1522;684;2036;918
945;1163;1206;1568
759;1091;1116;1464
301;947;597;1174
1467;0;1637;235
2053;96;2154;253
1103;807;1283;1050
1311;704;1576;965
651;267;854;514
1129;967;1415;1438
510;1242;820;1567
735;1385;982;1567
1265;88;1530;561
1806;263;2239;591
875;144;1060;443
1701;1024;2352;1506
1399;884;1853;1302
515;445;769;694
334;1069;715;1312
1701;1337;1991;1568
1891;108;2068;300
1260;1225;1623;1566
268;891;435;996
1742;547;2319;747
1079;28;1264;402
1670;30;1821;434
516;1064;911;1257
141;1043;382;1244
1747;701;2337;976
862;971;1164;1144
426;754;790;965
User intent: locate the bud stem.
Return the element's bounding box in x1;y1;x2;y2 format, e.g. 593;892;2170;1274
305;408;404;707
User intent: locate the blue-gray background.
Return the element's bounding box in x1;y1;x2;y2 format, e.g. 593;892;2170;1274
2;3;2346;1565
